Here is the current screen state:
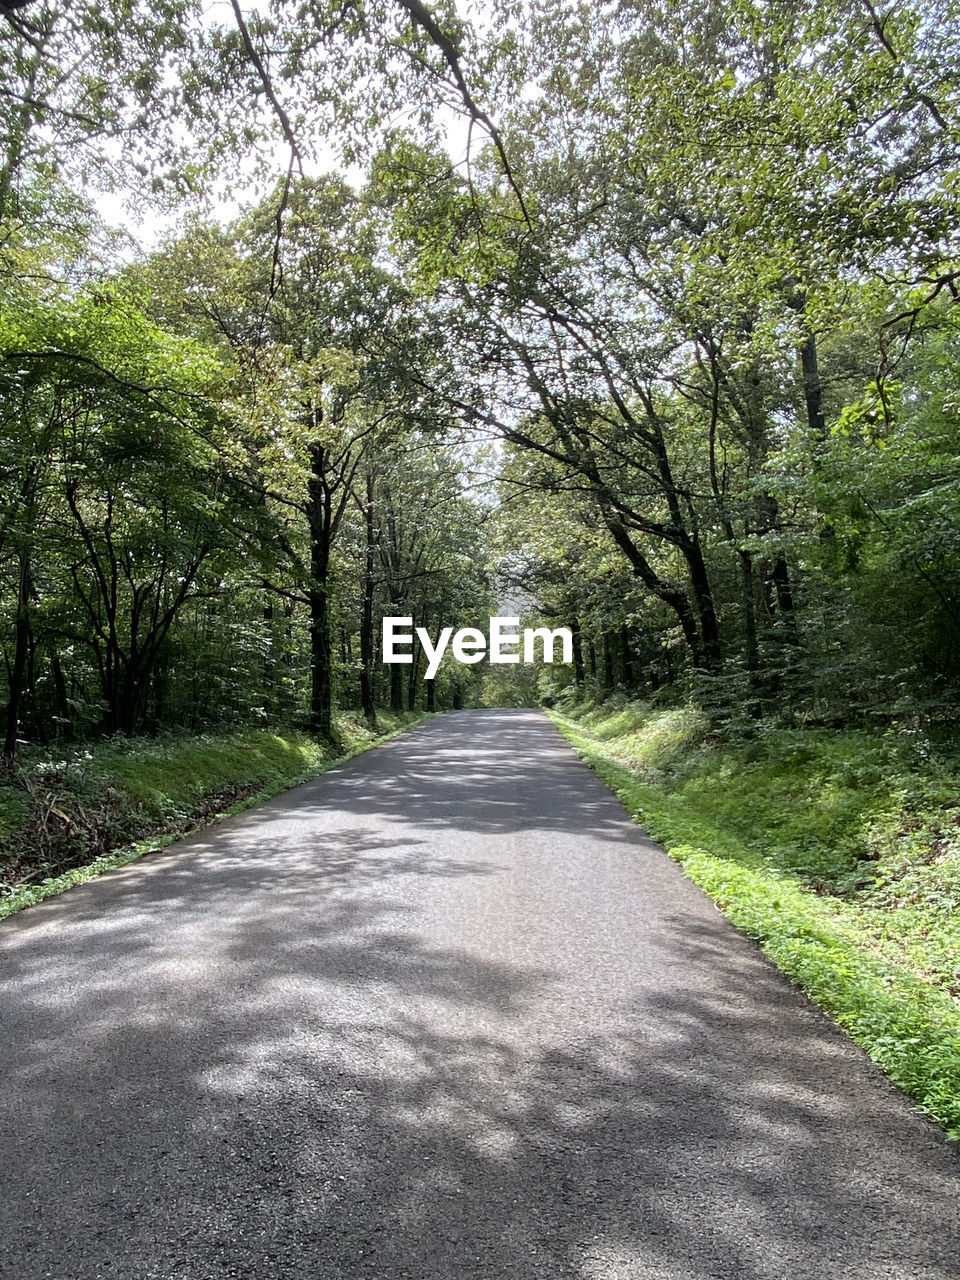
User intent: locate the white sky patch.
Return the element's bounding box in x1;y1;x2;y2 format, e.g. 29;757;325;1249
91;0;506;252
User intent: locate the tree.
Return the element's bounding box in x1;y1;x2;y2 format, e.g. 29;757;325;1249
0;273;261;753
375;0;960;715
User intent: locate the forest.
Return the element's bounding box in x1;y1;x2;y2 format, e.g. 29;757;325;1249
2;0;960;1136
2;0;959;751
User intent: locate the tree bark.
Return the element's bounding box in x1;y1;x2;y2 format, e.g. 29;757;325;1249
772;552;800;646
3;551;31;765
390;662;405;714
620;626;635;690
738;549;760;676
359;474;377;723
406;632;419;712
603;515;705;668
602;632;616;695
307;444;335;739
571;616;585;689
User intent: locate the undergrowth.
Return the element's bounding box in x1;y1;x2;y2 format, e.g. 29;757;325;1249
550;697;960;1139
0;709;424;921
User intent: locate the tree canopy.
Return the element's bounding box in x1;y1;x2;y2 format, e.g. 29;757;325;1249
2;0;960;758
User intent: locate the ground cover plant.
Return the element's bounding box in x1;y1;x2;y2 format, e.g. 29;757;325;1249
0;710;424;920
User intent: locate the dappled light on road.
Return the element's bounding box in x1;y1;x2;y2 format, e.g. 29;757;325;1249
1;711;958;1279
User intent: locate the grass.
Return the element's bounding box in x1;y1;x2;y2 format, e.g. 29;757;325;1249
0;709;425;922
550;698;960;1139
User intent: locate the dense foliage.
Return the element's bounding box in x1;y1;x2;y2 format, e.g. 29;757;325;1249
2;0;960;755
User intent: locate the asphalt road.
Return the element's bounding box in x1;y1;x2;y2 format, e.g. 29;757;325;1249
1;709;958;1280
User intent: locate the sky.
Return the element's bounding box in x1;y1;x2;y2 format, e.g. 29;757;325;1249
92;0;485;253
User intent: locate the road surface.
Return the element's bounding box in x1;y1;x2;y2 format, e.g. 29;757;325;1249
1;709;958;1279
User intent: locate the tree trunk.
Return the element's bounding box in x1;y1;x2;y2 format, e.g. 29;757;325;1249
407;634;419;712
648;423;722;669
800;333;826;442
309;540;333;738
3;552;31;765
359;475;377;723
789;290;835;547
571;617;585;689
50;652;70;738
620;626;635;690
116;673;143;737
263;600;275;697
604;516;705;668
390;663;405;715
682;537;723;670
307;445;335;739
602;632;616;695
738;548;760;676
772;552;800;646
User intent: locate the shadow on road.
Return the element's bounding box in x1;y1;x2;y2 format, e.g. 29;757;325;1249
1;710;958;1279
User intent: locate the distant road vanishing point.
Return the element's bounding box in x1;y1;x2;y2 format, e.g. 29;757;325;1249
1;709;958;1279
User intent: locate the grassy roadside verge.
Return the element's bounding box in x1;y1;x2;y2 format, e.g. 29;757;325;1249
0;710;426;923
550;700;960;1139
